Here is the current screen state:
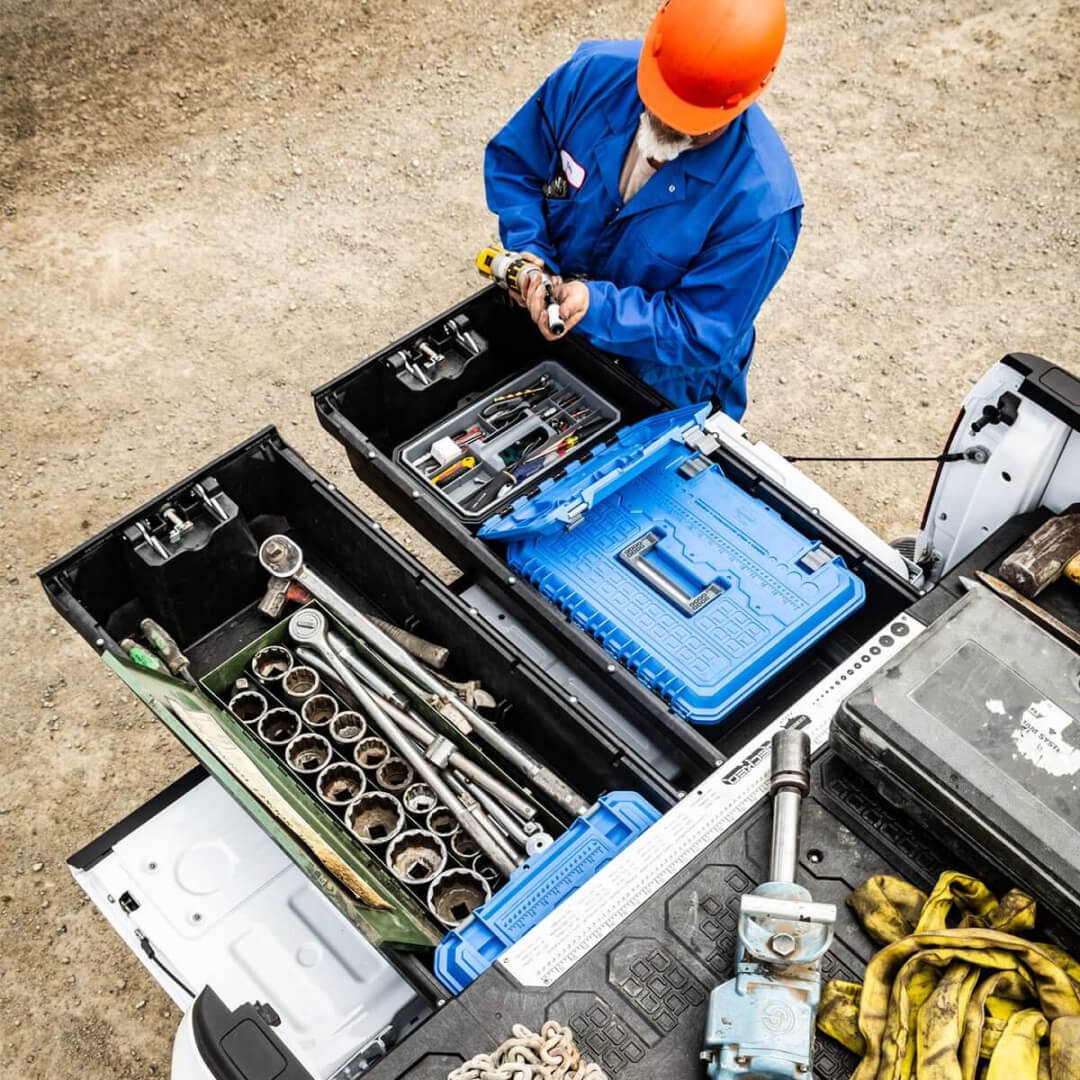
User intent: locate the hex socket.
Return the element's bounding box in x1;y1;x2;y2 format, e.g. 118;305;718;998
450;830;481;862
251;645;294;682
301;694;338;729
354;737;390;771
329;710;368;748
285;732;333;775
346;792;406;847
427;868;492;928
403;784;438;816
375;756;414;793
258;707;302;746
281;665;320;702
316;762;367;807
426;805;459;839
229;690;268;726
386;830;447;885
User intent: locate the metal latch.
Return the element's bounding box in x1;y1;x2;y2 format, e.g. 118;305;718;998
796;545;838;573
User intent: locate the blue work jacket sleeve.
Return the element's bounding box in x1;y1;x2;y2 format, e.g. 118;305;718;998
484;61;583;272
577;209;801;380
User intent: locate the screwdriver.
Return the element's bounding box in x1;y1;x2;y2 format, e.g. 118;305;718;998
432;455;477;488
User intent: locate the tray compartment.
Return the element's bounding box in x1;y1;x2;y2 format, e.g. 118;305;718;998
397;360;620;520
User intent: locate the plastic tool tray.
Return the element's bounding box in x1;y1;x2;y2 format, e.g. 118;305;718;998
480;405;866;725
397;360;620;520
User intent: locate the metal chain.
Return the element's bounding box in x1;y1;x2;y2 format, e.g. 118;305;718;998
448;1022;608;1080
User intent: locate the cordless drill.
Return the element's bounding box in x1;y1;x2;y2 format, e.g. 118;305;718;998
476;246;566;336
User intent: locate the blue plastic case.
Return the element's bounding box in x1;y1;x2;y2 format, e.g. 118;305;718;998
480;406;866;725
435;791;660;993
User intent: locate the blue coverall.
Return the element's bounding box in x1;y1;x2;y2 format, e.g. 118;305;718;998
484;40;803;416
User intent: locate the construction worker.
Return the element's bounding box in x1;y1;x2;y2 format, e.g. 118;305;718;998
484;0;799;416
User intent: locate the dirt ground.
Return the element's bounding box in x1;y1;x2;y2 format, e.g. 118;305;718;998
0;0;1077;1075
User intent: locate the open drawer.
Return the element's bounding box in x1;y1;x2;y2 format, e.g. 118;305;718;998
39;430;680;980
314;289;921;784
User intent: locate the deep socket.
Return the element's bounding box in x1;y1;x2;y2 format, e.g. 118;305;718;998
281;665;320;702
316;762;367;807
386;830;447;885
301;694;338;729
229;690;268;726
354;736;390;771
285;732;333;775
329;710;367;748
375;756;415;793
346;791;406;846
450;830;481;862
427;868;492;928
426;806;459;839
251;645;294;682
403;784;438;816
258;707;302;746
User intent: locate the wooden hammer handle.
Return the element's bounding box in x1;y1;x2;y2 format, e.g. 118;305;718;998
1000;504;1080;597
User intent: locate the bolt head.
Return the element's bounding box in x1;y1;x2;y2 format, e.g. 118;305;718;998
769;932;797;958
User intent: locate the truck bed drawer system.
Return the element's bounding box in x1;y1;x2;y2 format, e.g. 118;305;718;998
41;289;1080;1080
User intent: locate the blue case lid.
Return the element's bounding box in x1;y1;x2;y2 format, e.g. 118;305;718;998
479;403;711;541
495;434;866;724
434;791;660;994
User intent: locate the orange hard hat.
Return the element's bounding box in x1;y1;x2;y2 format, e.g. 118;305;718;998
638;0;788;136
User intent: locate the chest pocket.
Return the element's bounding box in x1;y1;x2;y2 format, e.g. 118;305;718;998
631;225;697;291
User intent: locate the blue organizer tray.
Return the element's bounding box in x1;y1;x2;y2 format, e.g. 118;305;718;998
480;406;866;725
435;791;660;994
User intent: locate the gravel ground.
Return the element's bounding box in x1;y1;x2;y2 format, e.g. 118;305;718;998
1;0;1078;1076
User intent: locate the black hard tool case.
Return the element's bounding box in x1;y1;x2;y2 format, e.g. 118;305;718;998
834;542;1080;939
313;287;920;787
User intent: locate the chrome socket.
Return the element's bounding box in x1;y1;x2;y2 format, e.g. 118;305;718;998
427;868;491;928
426;805;459;839
346;791;406;847
229;690;268;726
386;830;447;886
449;830;481;862
301;694;338;730
403;784;438;816
285;732;333;776
258;707;302;746
281;664;320;702
329;710;367;749
316;762;367;807
354;736;390;771
251;644;294;682
375;756;415;793
473;858;501;888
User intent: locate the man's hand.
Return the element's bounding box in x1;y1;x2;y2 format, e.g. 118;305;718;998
553;280;589;335
527;277;589;340
512;251;546;307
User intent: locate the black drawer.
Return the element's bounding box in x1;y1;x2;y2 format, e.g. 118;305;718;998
39;428;680;957
313;289;921;785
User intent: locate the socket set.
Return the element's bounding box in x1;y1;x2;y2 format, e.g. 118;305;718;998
397;360;620;520
201;600;563;934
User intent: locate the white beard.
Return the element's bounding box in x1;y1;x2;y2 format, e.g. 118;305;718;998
636;110;693;163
